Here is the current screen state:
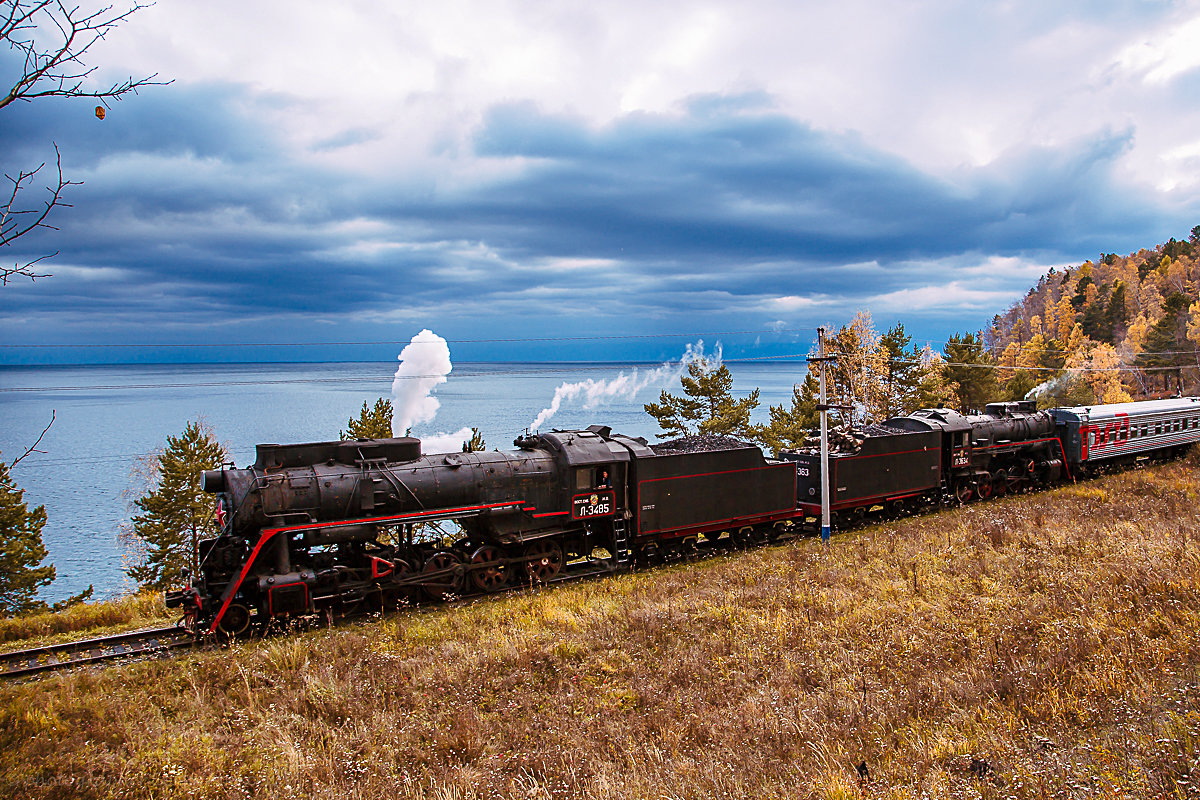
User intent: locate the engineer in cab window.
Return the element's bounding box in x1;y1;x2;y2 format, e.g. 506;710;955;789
597;469;611;489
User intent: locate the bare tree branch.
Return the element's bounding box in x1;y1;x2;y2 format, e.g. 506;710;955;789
1;143;77;284
1;1;169;112
9;409;54;467
1;1;166;281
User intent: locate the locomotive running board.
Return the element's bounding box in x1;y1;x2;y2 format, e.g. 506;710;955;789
263;501;527;535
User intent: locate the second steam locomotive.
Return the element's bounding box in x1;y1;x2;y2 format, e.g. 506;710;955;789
173;396;1200;635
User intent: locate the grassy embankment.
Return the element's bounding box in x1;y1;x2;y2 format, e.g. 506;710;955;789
0;591;172;648
2;456;1199;799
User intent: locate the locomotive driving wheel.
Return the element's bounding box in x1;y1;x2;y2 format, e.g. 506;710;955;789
386;559;419;606
523;541;563;583
975;479;993;501
216;602;251;637
421;551;464;600
468;545;508;593
954;481;973;504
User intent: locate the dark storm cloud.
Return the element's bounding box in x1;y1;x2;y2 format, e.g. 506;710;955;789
461;97;1156;273
1;84;1192;360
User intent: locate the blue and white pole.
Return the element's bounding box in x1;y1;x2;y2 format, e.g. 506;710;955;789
818;326;831;545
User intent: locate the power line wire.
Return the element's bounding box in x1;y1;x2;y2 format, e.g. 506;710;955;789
0;328;815;349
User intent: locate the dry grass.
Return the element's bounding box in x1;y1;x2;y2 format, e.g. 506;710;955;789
0;591;172;648
3;457;1200;799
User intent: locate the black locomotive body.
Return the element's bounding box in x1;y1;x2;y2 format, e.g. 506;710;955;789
180;426;796;635
784;426;941;519
786;400;1069;519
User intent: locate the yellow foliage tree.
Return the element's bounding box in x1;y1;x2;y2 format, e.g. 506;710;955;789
996;341;1020;386
1066;342;1131;404
1186;301;1200;348
1138;283;1164;320
1065;323;1085;355
1166;259;1190;294
1126;314;1152;353
1055;294;1076;342
1017;333;1047;371
1029;315;1043;339
828;310;888;424
1043;293;1058;338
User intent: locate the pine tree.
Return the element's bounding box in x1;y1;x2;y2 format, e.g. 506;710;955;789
0;454;55;616
942;332;998;413
1136;292;1191;392
126;421;228;591
878;322;923;418
341;398;394;439
644;359;760;439
757;372;820;455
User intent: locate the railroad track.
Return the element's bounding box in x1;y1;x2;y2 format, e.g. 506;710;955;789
0;625;195;679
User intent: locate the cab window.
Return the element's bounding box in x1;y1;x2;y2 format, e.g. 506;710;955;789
574;468;594;491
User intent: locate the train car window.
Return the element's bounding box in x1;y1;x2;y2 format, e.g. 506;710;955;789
574;468;594;491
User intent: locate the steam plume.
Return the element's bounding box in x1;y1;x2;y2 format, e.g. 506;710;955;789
389;329;474;453
529;341;720;430
391;329;453;434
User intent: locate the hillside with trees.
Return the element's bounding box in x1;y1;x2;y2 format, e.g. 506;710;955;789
754;227;1200;453
987;226;1200;403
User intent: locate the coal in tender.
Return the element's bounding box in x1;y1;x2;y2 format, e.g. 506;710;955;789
651;434;756;454
791;422;913;454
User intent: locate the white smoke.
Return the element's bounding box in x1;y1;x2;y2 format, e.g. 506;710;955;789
390;329;473;453
420;427;475;454
1025;374;1069;400
528;341;721;430
391;329;453;433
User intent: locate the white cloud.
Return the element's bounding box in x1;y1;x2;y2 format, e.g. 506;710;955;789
868;282;1023;313
772;295;833;311
1114;13;1200;85
96;1;1198;181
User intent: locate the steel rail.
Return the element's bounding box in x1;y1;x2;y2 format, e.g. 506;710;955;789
0;625;195;679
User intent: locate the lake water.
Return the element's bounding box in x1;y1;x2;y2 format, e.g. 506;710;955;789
0;360;808;603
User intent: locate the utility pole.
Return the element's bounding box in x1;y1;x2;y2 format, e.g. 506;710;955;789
807;327;851;546
818;327;831;544
804;327;835;545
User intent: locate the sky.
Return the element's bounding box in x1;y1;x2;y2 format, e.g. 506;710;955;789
3;0;1200;364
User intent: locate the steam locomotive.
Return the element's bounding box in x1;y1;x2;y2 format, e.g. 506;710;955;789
172;397;1200;635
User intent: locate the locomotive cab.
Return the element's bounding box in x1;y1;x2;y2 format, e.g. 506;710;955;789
520;425;635;559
